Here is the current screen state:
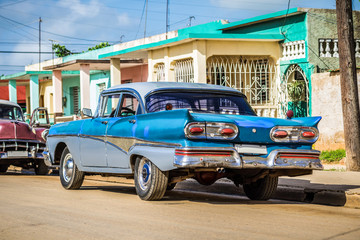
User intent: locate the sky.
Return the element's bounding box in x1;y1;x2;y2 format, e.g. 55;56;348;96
0;0;359;76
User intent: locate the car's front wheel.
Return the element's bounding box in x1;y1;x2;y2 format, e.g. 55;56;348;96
134;157;168;201
243;175;278;200
60;147;84;189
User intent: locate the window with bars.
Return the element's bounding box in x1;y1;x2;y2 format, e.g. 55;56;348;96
206;56;276;106
174;58;194;83
71;86;79;114
155;63;165;82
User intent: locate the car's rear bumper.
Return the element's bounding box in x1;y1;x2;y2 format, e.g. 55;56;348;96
174;147;323;170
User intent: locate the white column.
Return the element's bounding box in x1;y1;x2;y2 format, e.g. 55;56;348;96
110;58;121;86
164;48;170;82
8;79;17;103
29;75;39;113
80;64;90;109
52;70;63;116
193;40;207;84
147;51;154;82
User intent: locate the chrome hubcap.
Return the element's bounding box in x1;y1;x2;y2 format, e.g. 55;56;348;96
62;153;74;183
138;159;151;191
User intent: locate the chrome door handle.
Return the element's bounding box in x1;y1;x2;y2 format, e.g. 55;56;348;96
129;119;136;124
101;121;108;124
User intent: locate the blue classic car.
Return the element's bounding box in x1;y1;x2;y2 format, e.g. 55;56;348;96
44;82;322;201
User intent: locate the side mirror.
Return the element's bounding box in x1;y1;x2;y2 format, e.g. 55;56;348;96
82;108;93;117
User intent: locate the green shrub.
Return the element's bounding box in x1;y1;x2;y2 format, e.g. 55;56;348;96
320;149;346;163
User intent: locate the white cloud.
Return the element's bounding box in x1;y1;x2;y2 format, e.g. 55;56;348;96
117;13;131;27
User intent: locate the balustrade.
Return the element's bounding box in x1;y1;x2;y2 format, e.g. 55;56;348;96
281;40;306;61
318;39;360;58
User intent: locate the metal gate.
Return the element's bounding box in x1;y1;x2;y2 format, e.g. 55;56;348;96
206;56;278;117
174;58;194;83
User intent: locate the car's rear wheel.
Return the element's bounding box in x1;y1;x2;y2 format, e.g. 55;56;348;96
243;175;278;200
34;159;49;175
0;164;9;173
134;157;168;201
60;147;84;189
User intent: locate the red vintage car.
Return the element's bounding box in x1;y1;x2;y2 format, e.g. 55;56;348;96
0;100;50;174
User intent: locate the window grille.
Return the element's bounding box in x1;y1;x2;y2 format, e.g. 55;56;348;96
174;58;194;83
155;63;165;82
72;86;79;114
206;56;276;106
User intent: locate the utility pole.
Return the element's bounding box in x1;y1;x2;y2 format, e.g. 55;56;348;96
144;0;148;38
39;17;42;71
336;0;360;171
166;0;169;38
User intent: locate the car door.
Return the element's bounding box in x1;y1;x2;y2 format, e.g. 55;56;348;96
79;93;120;167
106;92;141;168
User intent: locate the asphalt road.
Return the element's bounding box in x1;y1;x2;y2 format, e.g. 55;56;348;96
1;172;360;240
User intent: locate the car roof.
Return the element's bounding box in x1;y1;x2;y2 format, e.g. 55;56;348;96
103;82;243;99
0;100;21;108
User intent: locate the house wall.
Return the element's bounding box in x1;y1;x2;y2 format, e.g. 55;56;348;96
149;40;281;82
312;70;360;151
90;71;110;114
62;76;80;116
39;80;53;114
121;64;148;83
307;8;360;71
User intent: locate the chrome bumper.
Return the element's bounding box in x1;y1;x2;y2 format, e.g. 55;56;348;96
0;151;44;159
42;150;53;167
174;148;323;170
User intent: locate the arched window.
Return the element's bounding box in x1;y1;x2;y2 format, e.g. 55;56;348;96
174;58;194;83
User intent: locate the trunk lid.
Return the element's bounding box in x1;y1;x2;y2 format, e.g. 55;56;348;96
190;112;321;144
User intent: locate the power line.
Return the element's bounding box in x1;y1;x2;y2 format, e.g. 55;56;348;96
0;64;25;67
0;14;116;43
0;0;27;8
135;0;147;39
0;51;53;54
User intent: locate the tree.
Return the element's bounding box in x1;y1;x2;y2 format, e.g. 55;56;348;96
336;0;360;171
52;44;72;57
87;42;110;51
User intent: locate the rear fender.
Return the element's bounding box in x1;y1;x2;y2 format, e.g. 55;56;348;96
128;145;177;172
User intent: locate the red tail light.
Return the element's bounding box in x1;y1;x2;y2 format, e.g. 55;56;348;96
302;131;315;138
273;130;288;138
190;127;204;134
221;128;235;135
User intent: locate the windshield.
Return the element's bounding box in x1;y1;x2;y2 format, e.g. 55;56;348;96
0;104;24;121
146;92;256;116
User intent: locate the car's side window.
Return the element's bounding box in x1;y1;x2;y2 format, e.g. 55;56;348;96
117;94;139;117
99;94;121;117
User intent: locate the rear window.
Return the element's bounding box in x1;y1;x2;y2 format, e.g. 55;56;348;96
146;92;256;116
0;104;24;121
